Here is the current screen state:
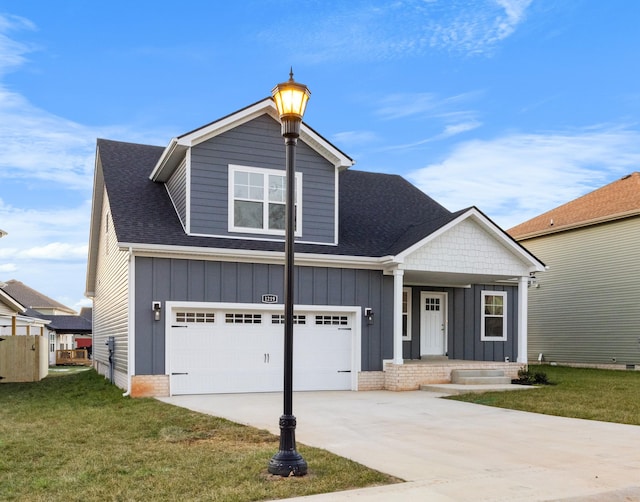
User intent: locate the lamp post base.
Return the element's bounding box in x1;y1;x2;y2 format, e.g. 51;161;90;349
268;415;308;477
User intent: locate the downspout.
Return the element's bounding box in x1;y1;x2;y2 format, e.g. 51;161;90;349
122;246;134;397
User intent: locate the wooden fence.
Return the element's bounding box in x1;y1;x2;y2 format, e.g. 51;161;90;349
0;335;48;383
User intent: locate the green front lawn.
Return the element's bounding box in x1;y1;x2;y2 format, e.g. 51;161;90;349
449;365;640;426
0;370;398;502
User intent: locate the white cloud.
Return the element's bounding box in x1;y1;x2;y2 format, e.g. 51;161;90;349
263;0;534;63
0;14;36;76
22;242;88;260
332;130;379;146
408;126;640;229
0;263;17;273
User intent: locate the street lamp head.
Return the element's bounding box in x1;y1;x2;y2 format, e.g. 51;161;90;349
272;69;311;136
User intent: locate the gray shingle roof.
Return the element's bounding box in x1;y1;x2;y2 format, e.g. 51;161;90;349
0;280;75;314
97;138;455;257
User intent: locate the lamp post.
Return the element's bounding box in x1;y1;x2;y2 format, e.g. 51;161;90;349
268;70;310;477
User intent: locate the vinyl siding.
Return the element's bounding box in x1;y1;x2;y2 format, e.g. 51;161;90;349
188;114;336;243
521;216;640;365
166;158;187;227
92;189;130;387
133;257;393;374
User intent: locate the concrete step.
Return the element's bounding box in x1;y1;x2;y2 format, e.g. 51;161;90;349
450;369;511;385
420;383;534;395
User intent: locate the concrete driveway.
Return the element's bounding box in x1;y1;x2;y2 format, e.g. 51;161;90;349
160;391;640;501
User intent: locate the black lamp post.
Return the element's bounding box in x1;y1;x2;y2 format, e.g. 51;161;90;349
268;70;311;477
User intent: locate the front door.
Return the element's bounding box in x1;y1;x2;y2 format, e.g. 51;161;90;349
420;292;447;356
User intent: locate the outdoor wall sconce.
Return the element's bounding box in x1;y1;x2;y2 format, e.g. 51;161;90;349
365;308;374;326
152;301;162;321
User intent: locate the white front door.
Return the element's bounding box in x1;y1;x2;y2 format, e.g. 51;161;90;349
420;292;447;356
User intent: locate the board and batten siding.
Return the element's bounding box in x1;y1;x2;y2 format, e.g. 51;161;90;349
92;189;130;389
133;257;393;375
188;114;336;243
402;284;518;362
166;158;187;228
522;216;640;365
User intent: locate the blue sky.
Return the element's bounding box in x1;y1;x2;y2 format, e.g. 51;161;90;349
1;0;640;311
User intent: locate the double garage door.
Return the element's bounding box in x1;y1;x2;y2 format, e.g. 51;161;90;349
168;305;355;395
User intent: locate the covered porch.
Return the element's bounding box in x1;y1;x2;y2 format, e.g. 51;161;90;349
384;208;546;368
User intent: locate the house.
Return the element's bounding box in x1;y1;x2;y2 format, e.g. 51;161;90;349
509;172;640;369
86;97;544;397
0;288;50;382
0;280;92;365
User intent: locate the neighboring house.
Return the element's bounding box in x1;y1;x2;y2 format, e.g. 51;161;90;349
0;289;49;336
0;289;50;382
1;280;76;315
1;280;92;364
509;172;640;368
86;97;544;397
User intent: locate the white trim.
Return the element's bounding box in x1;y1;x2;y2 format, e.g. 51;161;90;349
480;290;508;341
185;150;191;233
333;169;339;245
227;164;302;237
402;287;412;341
118;242;394;269
393;270;404;364
164;301;361;394
125;247;135;396
517;276;528;363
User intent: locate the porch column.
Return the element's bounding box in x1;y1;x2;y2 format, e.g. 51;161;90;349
393;269;404;364
517;275;528;363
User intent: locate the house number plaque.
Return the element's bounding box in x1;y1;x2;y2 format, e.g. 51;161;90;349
262;294;278;304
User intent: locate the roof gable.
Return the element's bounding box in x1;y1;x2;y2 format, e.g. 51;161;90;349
510;172;640;239
396;207;545;275
0;280;75;315
150;98;354;182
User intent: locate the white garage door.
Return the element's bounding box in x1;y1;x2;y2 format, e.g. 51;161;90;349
168;307;354;395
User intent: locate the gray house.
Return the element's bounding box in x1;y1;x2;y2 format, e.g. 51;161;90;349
509;172;640;368
86;98;544;397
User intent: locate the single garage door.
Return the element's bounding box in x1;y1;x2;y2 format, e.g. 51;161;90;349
168;306;354;395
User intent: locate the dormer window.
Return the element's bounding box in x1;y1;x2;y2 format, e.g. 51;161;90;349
228;165;302;236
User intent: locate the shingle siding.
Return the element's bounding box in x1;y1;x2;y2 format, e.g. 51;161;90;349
523;216;640;365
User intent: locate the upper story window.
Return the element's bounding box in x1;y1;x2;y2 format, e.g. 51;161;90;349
480;291;507;341
228;165;302;236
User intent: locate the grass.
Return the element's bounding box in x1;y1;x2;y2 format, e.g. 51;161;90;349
449;364;640;426
0;370;398;502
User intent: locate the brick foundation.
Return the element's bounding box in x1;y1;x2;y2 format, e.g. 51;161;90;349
357;371;385;390
130;375;170;397
359;361;526;392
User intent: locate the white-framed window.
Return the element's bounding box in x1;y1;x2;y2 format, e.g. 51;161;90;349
175;311;215;324
225;313;262;324
271;314;307;325
315;315;349;326
402;287;411;341
228;165;302;236
481;291;507;341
